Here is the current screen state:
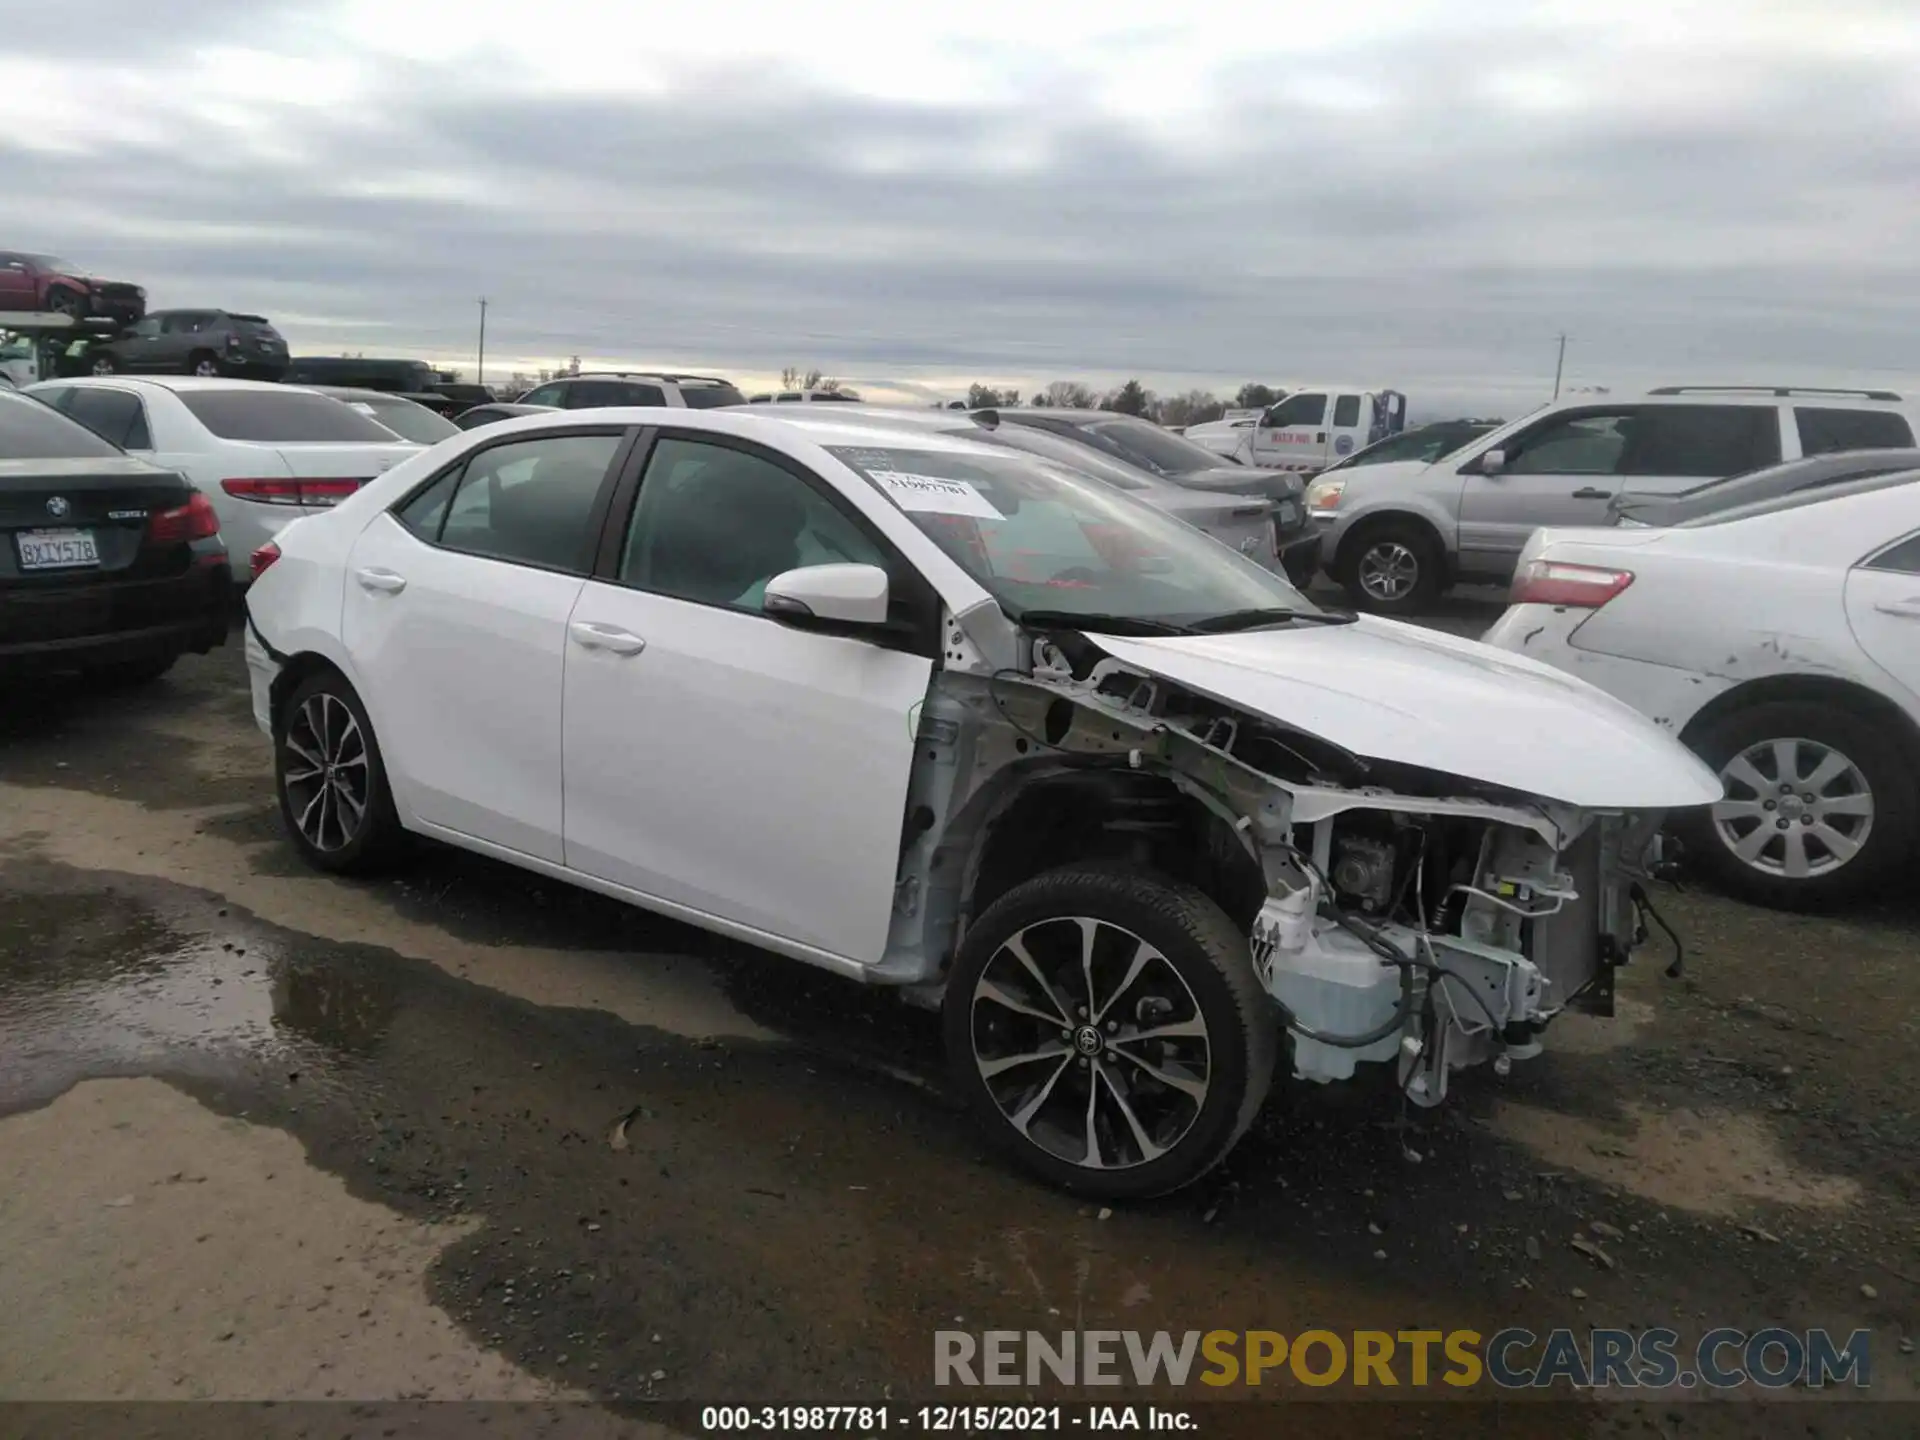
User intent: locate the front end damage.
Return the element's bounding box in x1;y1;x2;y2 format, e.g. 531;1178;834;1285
886;613;1678;1105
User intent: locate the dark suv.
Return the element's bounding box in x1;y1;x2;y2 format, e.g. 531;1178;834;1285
89;310;289;379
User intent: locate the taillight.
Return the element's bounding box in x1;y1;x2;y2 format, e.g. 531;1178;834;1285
1511;559;1634;608
147;491;219;543
221;478;363;507
250;542;281;581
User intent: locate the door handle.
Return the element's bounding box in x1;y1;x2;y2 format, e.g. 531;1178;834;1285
1874;596;1920;619
1571;487;1613;500
1315;432;1327;443
354;567;407;594
569;620;646;655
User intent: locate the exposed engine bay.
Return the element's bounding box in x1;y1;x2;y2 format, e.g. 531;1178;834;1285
884;611;1676;1104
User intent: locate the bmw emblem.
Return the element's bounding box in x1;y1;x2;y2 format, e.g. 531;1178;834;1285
46;496;71;519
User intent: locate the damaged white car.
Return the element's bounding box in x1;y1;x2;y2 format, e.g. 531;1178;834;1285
242;407;1720;1200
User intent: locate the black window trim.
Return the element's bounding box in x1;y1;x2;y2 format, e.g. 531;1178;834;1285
384;423;640;578
592;426;943;660
1862;527;1920;574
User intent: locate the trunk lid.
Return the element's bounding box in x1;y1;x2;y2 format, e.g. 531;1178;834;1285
1;456;197;581
1087;615;1721;808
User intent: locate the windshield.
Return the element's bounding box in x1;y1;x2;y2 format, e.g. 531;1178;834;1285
678;383;748;410
0;391;122;459
349;395;460;444
179;390;404;443
1324;423;1496;472
1045;415;1227;476
827;443;1317;626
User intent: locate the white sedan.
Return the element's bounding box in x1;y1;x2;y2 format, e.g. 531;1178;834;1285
23;376;421;580
1484;467;1920;909
242;406;1714;1198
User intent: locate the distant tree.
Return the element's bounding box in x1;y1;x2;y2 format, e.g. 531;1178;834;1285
1103;379;1154;417
1040;380;1097;408
1234;382;1279;410
562;356;582;377
781;366;827;390
1160;389;1224;428
967;382;1020;408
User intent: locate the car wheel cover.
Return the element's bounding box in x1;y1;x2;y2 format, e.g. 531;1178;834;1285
969;916;1211;1172
1358;540;1419;600
1711;736;1874;880
282;693;371;853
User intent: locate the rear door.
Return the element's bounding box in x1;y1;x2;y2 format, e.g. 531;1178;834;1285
156;312;213;371
1248;391;1329;471
1843;523;1920;706
0;254;36;310
341;427;632;861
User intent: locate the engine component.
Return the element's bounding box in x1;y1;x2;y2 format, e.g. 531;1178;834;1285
1328;833;1397;912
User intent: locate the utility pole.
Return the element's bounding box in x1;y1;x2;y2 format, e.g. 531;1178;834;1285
1551;332;1567;400
476;298;489;386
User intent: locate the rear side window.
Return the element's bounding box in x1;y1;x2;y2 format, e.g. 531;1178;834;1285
177;390;401;442
435;433;622;571
65;388;151;449
1796;407;1915;456
564;381;665;408
1620;404;1780;476
678;383;748;409
0;391;122;458
1332;394;1361;427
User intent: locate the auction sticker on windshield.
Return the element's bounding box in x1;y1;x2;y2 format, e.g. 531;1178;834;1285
870;470;1005;520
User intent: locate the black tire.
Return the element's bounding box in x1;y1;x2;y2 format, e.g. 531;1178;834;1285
48;289;88;319
85;654;176;687
275;669;404;875
188;350;224;378
1676;700;1916;910
1336;517;1445;614
943;865;1276;1200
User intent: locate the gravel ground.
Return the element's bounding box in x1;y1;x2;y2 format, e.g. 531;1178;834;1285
0;612;1915;1438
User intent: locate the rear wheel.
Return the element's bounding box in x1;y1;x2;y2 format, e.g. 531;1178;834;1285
276;670;403;874
1337;518;1444;614
943;865;1275;1200
1678;700;1915;909
188;350;223;378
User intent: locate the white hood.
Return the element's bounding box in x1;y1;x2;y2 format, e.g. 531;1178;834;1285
1089;616;1721;809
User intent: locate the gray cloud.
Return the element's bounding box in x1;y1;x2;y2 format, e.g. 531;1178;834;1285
3;6;1918;414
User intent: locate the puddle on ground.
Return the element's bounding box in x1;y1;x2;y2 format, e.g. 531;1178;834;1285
1491;1099;1862;1215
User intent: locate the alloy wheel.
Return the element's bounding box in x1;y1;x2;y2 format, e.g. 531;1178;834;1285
1358;541;1419;601
282;693;371;853
1712;736;1874;880
969;916;1212;1172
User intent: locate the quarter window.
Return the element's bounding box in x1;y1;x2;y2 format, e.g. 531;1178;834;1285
1504;412;1635;474
1796;407;1915;456
430;433;622;571
619;437;885;613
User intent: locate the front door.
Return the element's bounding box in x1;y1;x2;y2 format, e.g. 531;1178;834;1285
1248;391;1330;471
561;431;933;966
340;427;629;862
113;317;165;370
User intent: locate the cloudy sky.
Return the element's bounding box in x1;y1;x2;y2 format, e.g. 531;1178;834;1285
6;0;1917;415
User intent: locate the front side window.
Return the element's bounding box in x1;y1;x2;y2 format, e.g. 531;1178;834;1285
519;383;567;407
621;437;886;612
1796;407;1915;456
826;444;1317;627
1266;393;1327;428
1504;411;1634;474
124;317;162;340
66;388;150;449
177;390;402;443
431;433;622;571
0;390;122;458
161;313;210;334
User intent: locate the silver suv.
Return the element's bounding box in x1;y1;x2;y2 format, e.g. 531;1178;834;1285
515;372;746;410
1306;386;1918;614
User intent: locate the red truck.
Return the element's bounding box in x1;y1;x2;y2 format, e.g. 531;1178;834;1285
0;250;147;327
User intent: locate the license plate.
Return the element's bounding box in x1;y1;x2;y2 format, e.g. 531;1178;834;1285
17;528;100;570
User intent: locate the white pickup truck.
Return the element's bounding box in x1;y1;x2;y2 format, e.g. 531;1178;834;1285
1187;386;1407;473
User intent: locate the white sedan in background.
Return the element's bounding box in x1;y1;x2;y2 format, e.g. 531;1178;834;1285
23;377;421;581
1484;468;1920;909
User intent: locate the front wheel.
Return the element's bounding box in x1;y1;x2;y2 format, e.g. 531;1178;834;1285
1678;700;1916;910
189;350;224;378
276;670;404;874
943;865;1276;1200
48;289;88;319
1337;520;1444;614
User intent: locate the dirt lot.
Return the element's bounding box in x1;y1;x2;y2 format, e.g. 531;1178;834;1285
1;616;1916;1438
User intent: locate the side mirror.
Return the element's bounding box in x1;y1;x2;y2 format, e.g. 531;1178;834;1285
763;562;890;628
1478;448;1507;476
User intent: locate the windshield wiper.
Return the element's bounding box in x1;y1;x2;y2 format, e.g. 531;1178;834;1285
1185;607;1356;633
1016;610;1198;636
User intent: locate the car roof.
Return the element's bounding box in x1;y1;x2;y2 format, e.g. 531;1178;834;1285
310;386;431;405
557;372;736;387
42;376;318;395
